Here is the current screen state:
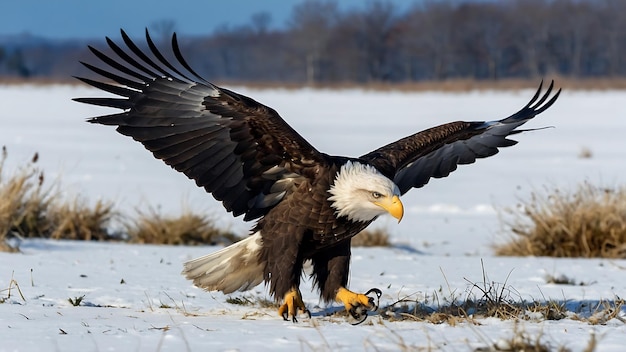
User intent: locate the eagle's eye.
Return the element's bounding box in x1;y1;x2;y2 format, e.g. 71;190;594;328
371;192;382;199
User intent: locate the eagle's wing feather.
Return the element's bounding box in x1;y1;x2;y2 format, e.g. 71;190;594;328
74;29;327;221
361;81;560;194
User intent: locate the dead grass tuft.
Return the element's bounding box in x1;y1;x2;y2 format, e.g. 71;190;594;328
226;295;279;309
578;146;593;159
379;261;625;326
544;273;593;286
226;296;256;306
0;148;53;250
126;206;239;246
352;228;391;247
382;262;532;323
47;198;119;241
68;295;85;307
573;298;625;325
476;321;554;352
0;149;236;249
0;148;120;250
0;272;26;303
495;182;626;258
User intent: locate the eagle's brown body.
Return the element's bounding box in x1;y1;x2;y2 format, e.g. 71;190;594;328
254;160;372;301
75;30;560;322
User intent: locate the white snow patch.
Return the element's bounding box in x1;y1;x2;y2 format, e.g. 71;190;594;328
1;85;626;350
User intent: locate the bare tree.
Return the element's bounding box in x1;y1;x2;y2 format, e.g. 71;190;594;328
401;1;456;80
288;0;340;84
600;0;626;76
505;0;552;77
350;0;400;82
6;0;626;82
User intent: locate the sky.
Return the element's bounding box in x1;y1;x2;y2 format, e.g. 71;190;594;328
3;0;416;40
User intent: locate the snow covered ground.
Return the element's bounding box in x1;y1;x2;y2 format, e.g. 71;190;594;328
1;84;626;351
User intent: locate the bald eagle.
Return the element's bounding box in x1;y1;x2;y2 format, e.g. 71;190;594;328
75;30;560;323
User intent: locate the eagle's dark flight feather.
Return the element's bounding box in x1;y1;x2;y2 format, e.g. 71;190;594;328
361;81;560;193
75;29;328;222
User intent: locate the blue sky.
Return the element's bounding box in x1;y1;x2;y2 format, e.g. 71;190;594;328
3;0;415;39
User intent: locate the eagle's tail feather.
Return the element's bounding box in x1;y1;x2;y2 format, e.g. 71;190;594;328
182;232;264;294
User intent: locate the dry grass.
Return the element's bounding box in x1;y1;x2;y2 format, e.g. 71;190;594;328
578;146;593;159
0;148;239;249
225;295;279;309
494;182;626;258
0;272;26;304
47;198;118;241
126;206;239;246
381;284;616;325
575;298;626;325
0;148;119;251
379;261;622;328
474;321;597;352
352;228;391;247
0;148;52;251
381;264;533;324
475;322;553;352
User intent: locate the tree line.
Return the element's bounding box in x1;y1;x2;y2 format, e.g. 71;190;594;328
2;0;625;84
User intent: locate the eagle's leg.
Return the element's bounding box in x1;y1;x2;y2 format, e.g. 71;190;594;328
311;239;381;323
335;287;382;324
278;287;311;322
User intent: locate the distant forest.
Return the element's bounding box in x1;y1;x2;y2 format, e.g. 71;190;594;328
2;0;626;84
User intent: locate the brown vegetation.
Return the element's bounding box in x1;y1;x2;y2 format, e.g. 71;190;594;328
495;182;626;258
0;148;119;251
0;148;52;251
378;262;623;329
47;198;117;241
352;228;391;247
0;148;238;251
126;206;239;246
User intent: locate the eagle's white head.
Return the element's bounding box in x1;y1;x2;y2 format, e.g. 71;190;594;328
328;161;404;223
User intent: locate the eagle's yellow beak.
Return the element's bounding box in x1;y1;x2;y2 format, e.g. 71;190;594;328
374;195;404;223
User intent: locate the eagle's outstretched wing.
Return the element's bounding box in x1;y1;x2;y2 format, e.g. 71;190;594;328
360;81;560;194
74;29;328;221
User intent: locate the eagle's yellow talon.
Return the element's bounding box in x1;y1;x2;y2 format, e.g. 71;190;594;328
278;288;310;322
336;287;381;324
336;287;376;310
